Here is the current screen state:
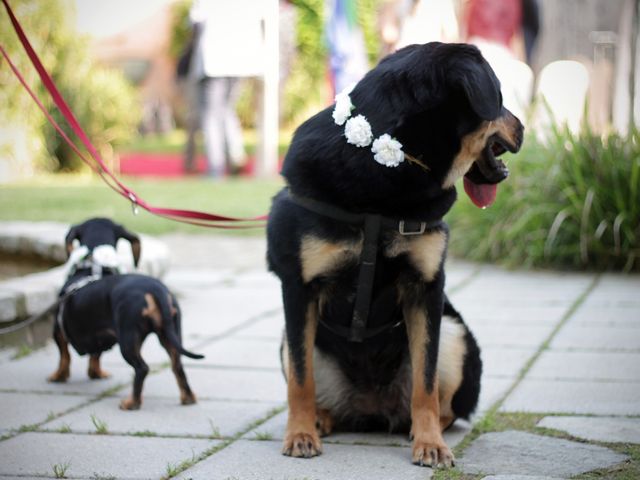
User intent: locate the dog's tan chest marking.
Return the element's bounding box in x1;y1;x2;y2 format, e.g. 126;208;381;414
300;235;362;283
385;231;447;282
443;120;493;189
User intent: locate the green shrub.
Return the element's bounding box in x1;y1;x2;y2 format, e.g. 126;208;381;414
446;127;640;272
0;0;140;172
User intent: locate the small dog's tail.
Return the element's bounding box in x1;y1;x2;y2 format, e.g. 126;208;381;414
152;285;204;360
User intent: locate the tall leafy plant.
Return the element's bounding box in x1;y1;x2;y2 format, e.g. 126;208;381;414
447;127;640;272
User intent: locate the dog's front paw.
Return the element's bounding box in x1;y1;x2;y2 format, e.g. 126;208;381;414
411;439;454;468
88;369;111;380
180;392;197;405
119;397;141;410
47;370;69;383
282;431;322;458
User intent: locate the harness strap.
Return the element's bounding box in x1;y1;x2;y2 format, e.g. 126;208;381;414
289;191;441;234
350;214;381;342
0;275;101;337
287;190;443;342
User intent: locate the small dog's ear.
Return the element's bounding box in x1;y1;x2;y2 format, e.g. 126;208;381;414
64;224;81;257
116;225;141;267
448;53;502;120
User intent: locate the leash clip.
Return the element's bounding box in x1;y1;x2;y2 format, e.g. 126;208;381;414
399;221;426;235
128;193;139;215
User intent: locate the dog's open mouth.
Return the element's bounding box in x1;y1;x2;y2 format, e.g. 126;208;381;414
463;134;515;208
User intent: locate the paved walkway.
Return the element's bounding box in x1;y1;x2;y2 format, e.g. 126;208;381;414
0;233;638;479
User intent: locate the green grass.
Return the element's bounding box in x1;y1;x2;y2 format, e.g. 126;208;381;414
90;414;108;434
0;174;284;236
52;461;71;478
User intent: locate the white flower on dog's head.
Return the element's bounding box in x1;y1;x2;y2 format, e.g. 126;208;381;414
92;245;120;268
345;115;373;147
371;134;405;167
332;83;357;125
333;92;354;126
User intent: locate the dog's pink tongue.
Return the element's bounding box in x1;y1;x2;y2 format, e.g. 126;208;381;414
463;177;497;208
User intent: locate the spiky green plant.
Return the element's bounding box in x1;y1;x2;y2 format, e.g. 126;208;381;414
447;126;640;272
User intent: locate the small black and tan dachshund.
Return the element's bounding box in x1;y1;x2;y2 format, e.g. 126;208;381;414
49;218;203;410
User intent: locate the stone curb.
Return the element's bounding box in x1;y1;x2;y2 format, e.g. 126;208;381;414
0;221;170;323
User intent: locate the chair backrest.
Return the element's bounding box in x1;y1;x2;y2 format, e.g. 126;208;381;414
534;60;590;136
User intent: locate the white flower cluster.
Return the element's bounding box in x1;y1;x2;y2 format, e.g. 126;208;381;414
332;85;405;168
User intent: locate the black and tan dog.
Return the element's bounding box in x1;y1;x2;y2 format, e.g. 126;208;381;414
267;43;523;467
49;218;203;410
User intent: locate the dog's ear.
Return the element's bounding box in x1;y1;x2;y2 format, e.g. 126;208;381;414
115;224;141;267
64;224;81;257
447;50;502;120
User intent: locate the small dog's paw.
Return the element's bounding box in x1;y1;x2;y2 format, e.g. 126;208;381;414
119;397;141;410
282;431;322;458
412;440;454;468
180;392;197;405
47;371;69;383
88;369;111;380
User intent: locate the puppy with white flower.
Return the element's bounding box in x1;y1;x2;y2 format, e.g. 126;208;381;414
267;42;524;467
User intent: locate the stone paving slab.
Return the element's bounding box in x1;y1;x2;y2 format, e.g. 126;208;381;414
459;430;628;477
141;366;286;403
580;275;640;307
164;268;237;291
177;439;434;480
526;351;640;381
481;347;535;378
449;272;591;307
242;410;470;449
472;324;555;349
0;432;218;479
44;396;281;438
231;310;284;340
183;337;282;369
568;305;640;326
451;304;570;326
0;392;92;431
159;233;267;270
0;346;132;396
179;287;283;339
501;379;640;415
477;377;514;413
538;415;640;444
549;324;640;351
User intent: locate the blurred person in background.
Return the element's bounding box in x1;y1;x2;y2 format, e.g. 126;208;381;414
185;0;264;177
379;0;459;55
464;0;540;65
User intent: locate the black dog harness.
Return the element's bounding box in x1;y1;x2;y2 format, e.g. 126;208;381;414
288;191;443;342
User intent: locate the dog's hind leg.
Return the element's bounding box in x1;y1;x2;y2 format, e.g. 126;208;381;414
118;336;149;410
48;323;70;383
158;335;196;405
281;282;323;458
87;354;111;379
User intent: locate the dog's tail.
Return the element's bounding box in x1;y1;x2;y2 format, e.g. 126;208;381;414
152;284;204;360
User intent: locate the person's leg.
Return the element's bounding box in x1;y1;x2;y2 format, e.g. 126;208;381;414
223;77;246;173
183;80;199;173
200;77;227;177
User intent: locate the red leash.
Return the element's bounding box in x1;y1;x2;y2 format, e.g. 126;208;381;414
1;0;268;229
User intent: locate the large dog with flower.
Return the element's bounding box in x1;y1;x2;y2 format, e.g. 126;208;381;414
267;42;523;467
